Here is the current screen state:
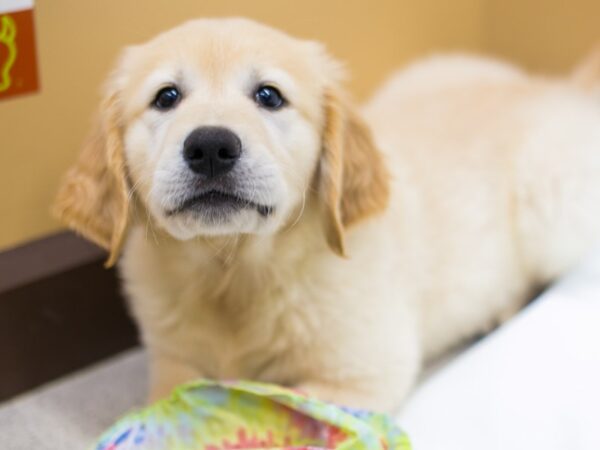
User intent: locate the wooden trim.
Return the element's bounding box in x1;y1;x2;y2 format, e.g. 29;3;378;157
0;231;104;292
0;231;138;401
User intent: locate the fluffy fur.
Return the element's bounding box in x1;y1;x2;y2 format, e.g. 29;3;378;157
54;18;600;412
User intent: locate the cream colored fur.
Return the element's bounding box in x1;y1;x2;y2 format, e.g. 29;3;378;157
54;19;600;413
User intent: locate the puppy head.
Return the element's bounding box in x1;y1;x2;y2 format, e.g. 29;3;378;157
54;18;389;265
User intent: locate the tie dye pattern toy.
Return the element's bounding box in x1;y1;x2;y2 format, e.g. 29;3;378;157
93;379;411;450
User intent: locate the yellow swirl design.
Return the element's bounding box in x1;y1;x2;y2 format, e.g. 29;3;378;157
0;15;18;92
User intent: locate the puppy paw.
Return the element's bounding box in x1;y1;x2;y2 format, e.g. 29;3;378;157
296;379;405;413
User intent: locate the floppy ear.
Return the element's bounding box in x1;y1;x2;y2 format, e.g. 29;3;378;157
53;92;130;267
319;89;390;256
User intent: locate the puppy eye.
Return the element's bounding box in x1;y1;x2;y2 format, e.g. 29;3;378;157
254;85;285;110
152;86;181;110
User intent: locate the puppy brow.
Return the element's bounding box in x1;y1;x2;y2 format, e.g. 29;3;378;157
244;67;264;94
245;66;295;99
139;68;185;104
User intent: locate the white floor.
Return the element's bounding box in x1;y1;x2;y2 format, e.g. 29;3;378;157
2;250;600;449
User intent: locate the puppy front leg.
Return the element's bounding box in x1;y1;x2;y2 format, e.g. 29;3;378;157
148;352;203;403
296;380;382;411
297;371;416;414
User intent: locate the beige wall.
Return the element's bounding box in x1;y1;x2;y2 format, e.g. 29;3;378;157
0;0;598;250
485;0;600;74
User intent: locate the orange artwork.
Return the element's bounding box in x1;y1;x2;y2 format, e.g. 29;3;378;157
0;7;39;101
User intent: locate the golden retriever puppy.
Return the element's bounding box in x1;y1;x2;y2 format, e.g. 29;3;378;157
54;18;600;412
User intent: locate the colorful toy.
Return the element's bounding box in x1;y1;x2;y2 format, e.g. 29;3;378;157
93;379;411;450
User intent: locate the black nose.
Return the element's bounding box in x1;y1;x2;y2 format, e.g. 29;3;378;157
183;127;242;178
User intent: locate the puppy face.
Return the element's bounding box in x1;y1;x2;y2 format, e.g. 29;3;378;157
54;18;389;265
119;19;329;240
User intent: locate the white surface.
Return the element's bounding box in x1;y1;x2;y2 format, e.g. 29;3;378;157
399;250;600;450
0;251;599;449
0;0;34;14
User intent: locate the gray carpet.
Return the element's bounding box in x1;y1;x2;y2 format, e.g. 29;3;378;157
0;349;146;449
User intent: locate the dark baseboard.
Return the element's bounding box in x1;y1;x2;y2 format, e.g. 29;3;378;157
0;231;139;402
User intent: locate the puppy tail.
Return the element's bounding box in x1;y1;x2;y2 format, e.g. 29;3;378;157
571;45;600;96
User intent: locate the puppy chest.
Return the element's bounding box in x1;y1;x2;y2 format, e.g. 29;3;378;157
160;286;321;383
122;236;336;384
